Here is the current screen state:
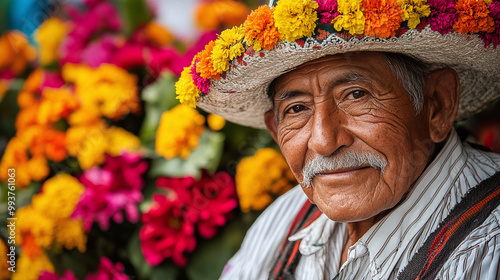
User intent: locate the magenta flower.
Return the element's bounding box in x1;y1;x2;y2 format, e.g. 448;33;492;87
41;71;65;89
140;171;237;266
191;58;210;94
59;1;122;65
427;0;458;34
72;153;147;231
140;192;197;267
84;257;129;280
480;20;500;48
314;0;339;24
39;270;78;280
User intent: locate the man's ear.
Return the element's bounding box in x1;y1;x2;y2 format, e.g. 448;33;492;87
264;110;279;143
425;68;460;143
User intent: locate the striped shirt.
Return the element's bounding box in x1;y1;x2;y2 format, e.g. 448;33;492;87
220;130;500;280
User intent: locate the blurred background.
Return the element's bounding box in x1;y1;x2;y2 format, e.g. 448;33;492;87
0;0;498;279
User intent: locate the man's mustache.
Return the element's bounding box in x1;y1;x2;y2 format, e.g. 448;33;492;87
301;151;388;188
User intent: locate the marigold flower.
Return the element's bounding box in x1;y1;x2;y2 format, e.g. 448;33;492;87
397;0;431;28
37;87;79;125
62;63;140;120
155;104;205;159
244;5;281;51
106;126;142;157
0;239;11;280
207;113;226;131
236;148;296;212
334;0;365;34
427;0;458;34
364;0;404;38
453;0;495;34
196;40;220;80
31;174;84;221
176;67;202;107
15;206;55;250
195;0;250;30
144;21;173;46
211;26;245;73
12;252;54;280
54;218;87;252
480;2;500;48
0;31;36;76
35;17;68;65
274;0;319;42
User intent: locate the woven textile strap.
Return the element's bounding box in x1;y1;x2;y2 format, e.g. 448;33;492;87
269;200;322;280
398;171;500;280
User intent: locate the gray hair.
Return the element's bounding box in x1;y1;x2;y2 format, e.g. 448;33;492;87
382;52;431;113
301;151;388;188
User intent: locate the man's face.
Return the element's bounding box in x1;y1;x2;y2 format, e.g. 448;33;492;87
268;52;434;222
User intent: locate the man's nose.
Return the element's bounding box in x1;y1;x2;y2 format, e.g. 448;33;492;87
308;104;354;156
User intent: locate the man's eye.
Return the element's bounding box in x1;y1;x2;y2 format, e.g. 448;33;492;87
347;90;367;100
285;104;306;114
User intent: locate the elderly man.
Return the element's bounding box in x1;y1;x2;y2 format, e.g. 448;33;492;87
175;0;500;279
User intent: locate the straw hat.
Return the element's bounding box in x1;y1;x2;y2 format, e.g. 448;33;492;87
175;0;500;129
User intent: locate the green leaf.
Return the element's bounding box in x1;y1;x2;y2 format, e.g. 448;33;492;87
127;230;152;279
150;263;180;280
139;73;180;146
185;219;247;280
149;130;225;179
114;0;153;37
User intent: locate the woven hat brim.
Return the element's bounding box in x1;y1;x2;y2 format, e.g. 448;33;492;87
198;26;500;129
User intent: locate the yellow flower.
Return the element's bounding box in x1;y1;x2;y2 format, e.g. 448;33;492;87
106;126;142;156
55;218;87;252
15;206;55;249
37;87;79;125
236;148;296;212
0;239;11;280
211;25;245;73
35;17;67;65
207;114;226;131
195;0;250;30
144;21;173;46
67;122;142;169
274;0;319;42
397;0;431;28
31;174;84;220
334;0;365;34
12;252;54;280
156;105;205;159
175;66;201;108
63;63;140;120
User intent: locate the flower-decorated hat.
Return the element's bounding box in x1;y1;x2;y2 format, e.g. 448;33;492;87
175;0;500;129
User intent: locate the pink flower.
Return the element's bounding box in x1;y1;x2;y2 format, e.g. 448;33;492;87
72;153;147;231
191;59;210;94
60;1;122;66
181;171;238;238
84;257;129;280
140;192;197;266
315;0;339;24
480;20;500;48
39;270;78;280
41;71;65;89
427;0;458;34
81;35;120;67
140;171;237;266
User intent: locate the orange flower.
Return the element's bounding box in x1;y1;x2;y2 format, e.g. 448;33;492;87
22;68;43;92
364;0;404;38
0;31;36;76
144;21;173;46
244;5;281;51
196;41;220;80
15;104;39;132
195;0;250;30
453;0;495;34
38;87;79;125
